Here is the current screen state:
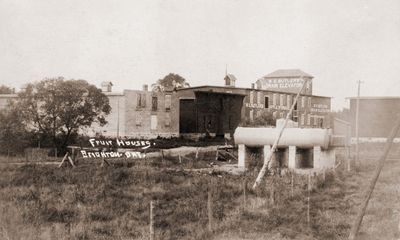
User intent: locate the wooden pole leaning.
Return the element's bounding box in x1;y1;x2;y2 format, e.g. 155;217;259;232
252;78;308;189
348;115;400;240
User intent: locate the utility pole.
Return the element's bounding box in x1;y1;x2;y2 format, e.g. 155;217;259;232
117;98;120;138
355;80;364;167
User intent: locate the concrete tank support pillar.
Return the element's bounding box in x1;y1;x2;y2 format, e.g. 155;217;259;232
313;146;322;169
288;146;296;169
320;148;336;168
238;144;246;169
263;145;272;166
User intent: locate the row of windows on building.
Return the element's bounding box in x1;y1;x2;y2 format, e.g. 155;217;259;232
248;91;312;109
248;109;324;127
135;112;172;130
136;93;172;111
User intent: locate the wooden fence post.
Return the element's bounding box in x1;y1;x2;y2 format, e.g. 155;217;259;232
150;200;154;240
269;181;275;205
346;146;351;172
208;188;213;232
243;179;246;211
291;174;294;198
307;174;310;226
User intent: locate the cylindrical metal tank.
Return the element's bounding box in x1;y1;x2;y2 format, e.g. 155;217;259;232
234;127;330;149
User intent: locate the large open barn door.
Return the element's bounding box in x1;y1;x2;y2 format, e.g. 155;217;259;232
179;99;197;133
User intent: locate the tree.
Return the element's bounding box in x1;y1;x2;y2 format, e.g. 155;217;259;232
0;102;31;154
0;85;14;94
244;111;276;127
15;77;111;151
151;73;190;92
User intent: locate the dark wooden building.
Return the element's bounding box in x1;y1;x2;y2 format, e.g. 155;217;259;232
348;97;400;138
176;87;246;138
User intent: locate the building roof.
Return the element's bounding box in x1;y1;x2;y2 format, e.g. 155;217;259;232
263;69;313;78
101;81;113;86
346;96;400;100
193;89;247;96
224;74;237;82
177;85;331;98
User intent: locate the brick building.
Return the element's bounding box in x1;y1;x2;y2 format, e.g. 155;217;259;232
348;97;400;138
91;83;179;138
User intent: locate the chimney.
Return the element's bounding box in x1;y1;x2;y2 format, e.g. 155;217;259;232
143;84;148;91
251;83;255;89
101;82;113;92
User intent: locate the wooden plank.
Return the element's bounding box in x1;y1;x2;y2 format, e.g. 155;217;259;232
58;153;69;168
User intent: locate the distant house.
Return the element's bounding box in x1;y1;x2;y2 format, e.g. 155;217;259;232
0;94;17;110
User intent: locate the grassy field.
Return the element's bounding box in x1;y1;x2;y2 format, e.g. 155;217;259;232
0;143;399;240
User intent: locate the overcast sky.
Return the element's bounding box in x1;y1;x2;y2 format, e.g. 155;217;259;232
1;0;399;110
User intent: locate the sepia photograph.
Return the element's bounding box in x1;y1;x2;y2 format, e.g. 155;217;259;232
0;0;399;239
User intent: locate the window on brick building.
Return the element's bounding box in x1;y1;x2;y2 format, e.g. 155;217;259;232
165;94;171;111
257;91;261;104
264;96;269;108
136;115;142;126
165;113;171;127
318;117;324;127
305;80;310;93
137;93;146;108
287;95;291;108
152;96;158;111
151;115;158;130
314;117;318;126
